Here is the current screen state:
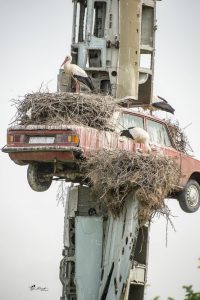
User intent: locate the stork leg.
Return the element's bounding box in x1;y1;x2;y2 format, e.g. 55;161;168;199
71;80;77;92
72;77;79;94
75;81;80;94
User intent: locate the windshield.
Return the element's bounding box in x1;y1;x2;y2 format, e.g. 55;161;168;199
146;119;172;147
115;112;144;132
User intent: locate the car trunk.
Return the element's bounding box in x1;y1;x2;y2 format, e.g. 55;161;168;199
2;124;142;163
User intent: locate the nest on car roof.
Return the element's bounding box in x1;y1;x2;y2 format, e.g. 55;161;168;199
81;149;180;224
166;119;191;154
11;92;123;130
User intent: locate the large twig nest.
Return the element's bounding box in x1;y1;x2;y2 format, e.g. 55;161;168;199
81;149;180;223
11;92;123;130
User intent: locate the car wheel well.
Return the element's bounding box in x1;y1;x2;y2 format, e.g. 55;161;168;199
189;172;200;185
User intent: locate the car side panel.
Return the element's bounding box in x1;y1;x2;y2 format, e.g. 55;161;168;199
179;153;200;186
76;127;140;155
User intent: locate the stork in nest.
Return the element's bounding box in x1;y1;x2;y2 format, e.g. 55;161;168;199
60;55;94;93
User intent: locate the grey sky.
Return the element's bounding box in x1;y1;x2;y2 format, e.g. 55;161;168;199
0;0;200;299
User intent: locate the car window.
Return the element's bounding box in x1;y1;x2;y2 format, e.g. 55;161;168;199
116;113;144;132
146;119;172;147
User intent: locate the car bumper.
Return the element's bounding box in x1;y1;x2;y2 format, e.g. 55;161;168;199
2;145;82;162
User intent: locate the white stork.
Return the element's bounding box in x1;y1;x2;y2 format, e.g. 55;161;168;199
120;127;151;153
60;55;94;93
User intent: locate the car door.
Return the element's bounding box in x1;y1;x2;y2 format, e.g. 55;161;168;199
145;118;181;168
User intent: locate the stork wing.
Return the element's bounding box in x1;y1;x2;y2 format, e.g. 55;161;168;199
71;64;88;78
152;102;175;114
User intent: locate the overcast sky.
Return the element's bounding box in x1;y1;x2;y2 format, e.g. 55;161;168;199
1;0;200;299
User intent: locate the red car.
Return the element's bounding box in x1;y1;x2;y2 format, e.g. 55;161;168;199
2;109;200;213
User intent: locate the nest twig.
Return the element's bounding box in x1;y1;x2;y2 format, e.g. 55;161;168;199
81;149;180;224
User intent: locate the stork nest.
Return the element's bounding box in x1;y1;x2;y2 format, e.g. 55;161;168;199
166;119;191;153
81;149;180;224
11;92;123;130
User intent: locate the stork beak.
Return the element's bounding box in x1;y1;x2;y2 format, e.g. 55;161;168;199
60;57;68;68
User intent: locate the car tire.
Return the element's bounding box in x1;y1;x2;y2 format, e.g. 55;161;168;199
178;179;200;213
27;163;52;192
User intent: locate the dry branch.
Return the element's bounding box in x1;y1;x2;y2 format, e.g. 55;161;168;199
81;149;180;224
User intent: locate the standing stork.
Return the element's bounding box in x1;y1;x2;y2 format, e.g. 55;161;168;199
60;55;94;93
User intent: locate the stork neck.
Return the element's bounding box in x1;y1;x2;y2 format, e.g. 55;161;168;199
64;61;72;74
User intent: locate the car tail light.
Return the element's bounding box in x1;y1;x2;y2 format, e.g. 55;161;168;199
7;134;14;143
14;135;25;142
7;134;25;144
70;135;79;144
56;133;79;144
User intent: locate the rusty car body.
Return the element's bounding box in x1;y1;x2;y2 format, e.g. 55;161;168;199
2;108;200;213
